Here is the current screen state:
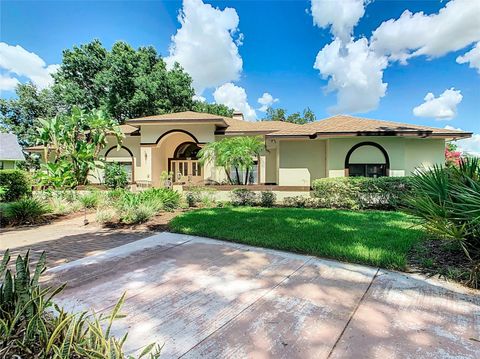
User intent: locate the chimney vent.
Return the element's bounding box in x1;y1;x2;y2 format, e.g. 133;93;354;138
232;111;244;121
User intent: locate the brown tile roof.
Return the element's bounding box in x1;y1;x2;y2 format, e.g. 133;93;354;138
127;111;227;125
119;124;140;135
220;117;301;134
269;115;472;139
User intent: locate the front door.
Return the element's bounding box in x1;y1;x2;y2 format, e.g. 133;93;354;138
170;159;203;184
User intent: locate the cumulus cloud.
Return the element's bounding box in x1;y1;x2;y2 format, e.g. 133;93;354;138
413;88;463;120
257;92;279;112
314;37;388;114
0;73;20;91
166;0;243;94
456;42;480;73
445;125;480;156
0;42;59;91
310;0;367;43
370;0;480;63
213;82;256;120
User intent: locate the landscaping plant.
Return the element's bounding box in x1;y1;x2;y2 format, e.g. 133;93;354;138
105;162;129;189
3;198;49;225
231;188;257;206
0;250;161;358
35;106;123;188
259;191;276;207
198;136;264;185
406;157;480;288
0;169;32;202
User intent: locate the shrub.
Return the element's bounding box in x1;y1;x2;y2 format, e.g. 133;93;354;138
79;190;101;209
120;202;157;224
140;188;181;211
283;196;308;208
4;198;48;224
104;162;129;189
260;191;276;207
406;158;480;288
0;169;31;202
231;188;257;206
312;177;413;210
185;191;199;207
0;250;161;358
96;207;117;223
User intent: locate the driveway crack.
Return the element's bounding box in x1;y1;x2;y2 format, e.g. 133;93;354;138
327;267;380;358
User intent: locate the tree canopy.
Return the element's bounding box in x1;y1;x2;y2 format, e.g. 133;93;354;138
0;39;233;151
263;107;316;125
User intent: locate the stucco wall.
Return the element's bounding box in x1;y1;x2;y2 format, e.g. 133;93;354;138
404;138;445;174
326;137;445;177
278;139;326;186
140;124;216;144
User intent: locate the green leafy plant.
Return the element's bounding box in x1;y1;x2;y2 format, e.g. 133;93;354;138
259;191;276;207
0;250;161;358
35;106;123;188
198;136;265;185
105;162;129;189
406;157;480;288
231;188;257;206
4;198;49;224
283;196;308;208
312;177;413;210
0;169;32;202
185;192;198;207
79;191;101;209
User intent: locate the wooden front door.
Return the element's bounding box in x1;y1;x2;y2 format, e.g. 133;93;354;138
170;159;203;184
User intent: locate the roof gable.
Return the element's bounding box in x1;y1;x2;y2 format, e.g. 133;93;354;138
0;133;25;161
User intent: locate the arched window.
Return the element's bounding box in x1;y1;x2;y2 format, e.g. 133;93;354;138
173;142;201;159
345;142;389;178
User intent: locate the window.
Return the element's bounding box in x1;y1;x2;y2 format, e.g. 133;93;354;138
230;160;258;184
348;164;386;178
345;142;389;178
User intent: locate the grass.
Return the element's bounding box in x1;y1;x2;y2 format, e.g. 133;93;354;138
169;207;424;270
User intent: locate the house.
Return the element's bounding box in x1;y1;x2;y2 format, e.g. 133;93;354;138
93;111;471;188
0;133;25;169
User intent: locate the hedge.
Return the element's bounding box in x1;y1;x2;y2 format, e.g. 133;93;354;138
0;169;32;202
312;177;413;210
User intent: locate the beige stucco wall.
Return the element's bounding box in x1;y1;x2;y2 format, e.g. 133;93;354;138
278;139;326;186
326;137;446;178
404;138;445;174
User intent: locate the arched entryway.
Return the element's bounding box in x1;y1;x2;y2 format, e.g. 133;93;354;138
169;142;203;183
152;130;204;185
105;145;134;182
344;142;389;178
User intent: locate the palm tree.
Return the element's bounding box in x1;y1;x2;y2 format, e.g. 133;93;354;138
198;136;265;185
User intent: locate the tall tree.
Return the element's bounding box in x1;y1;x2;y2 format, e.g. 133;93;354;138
0;83;59;147
264;107;316;125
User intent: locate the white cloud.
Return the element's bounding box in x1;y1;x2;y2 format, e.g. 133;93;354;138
192;94;206;102
456;42;480;73
0;73;20;91
213;82;256;120
413;88;463;120
257;92;279;112
166;0;243;94
310;0;367;42
445;125;480;156
370;0;480;63
314;37;388;113
0;42;58;90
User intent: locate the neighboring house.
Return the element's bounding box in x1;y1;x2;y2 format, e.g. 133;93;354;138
27;111;472;188
0;133;25;170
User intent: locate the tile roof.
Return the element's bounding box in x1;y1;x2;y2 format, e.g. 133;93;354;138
126;111;472;139
0;133;25;161
127;111;227;125
269;115;472;138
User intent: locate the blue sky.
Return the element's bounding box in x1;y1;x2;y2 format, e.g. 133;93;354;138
1;0;479;151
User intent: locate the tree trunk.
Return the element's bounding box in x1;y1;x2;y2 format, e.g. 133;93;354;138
224;168;233;184
244;167;249;185
235;167;241;185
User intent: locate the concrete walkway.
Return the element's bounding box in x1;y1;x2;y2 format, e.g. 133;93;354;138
46;232;480;359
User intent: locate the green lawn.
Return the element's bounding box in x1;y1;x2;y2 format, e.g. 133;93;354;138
169;207;424;270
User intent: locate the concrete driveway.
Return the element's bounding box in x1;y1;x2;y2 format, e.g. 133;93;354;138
47;233;480;359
